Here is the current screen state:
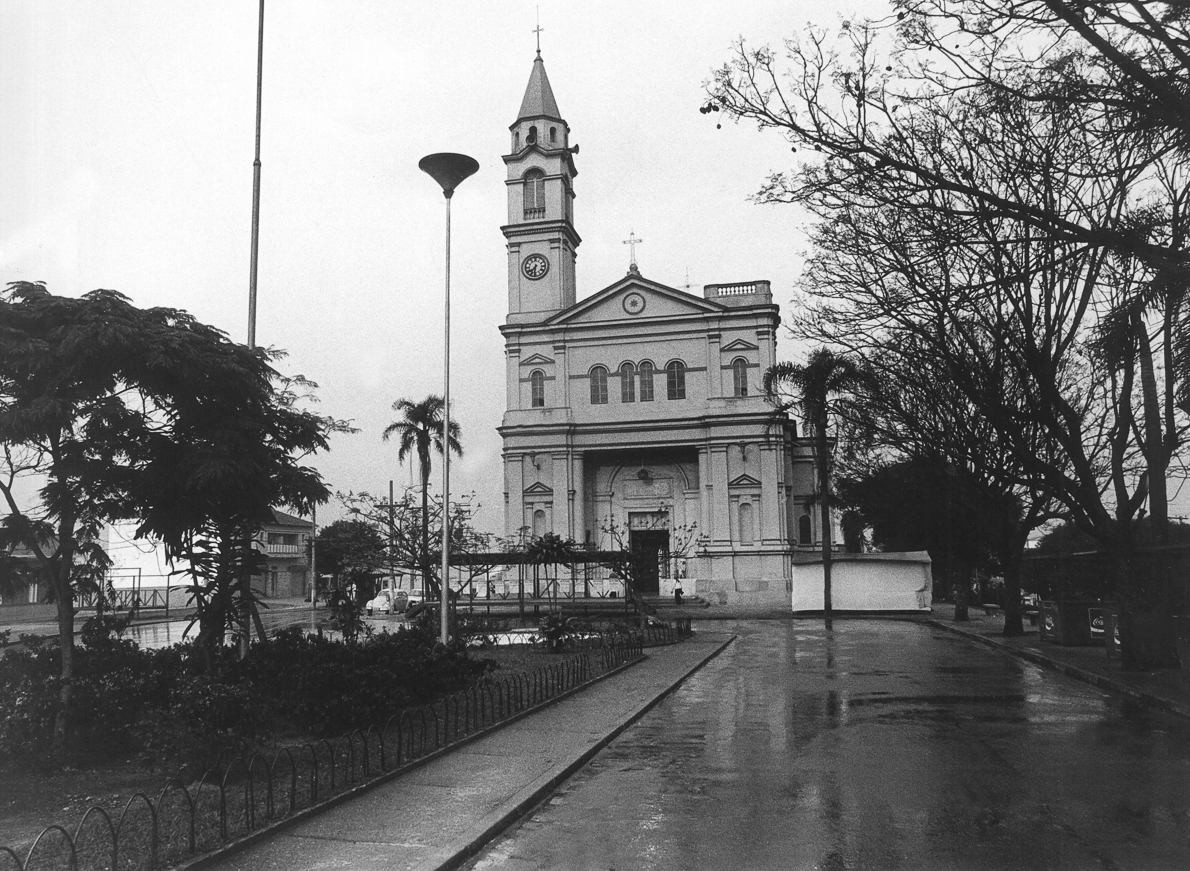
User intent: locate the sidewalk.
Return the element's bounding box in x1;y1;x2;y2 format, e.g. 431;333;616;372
925;611;1190;720
185;630;736;871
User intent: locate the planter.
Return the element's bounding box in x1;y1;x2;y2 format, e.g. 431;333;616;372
1039;599;1108;646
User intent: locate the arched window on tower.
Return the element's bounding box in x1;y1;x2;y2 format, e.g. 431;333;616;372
514;131;521;150
530;369;545;408
732;358;750;397
527;125;538;144
589;366;608;405
523;169;545;219
666;361;686;400
549;126;557;143
639;361;655;402
799;513;813;546
620;362;636;403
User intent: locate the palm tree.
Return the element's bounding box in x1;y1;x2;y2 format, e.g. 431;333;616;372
382;396;462;599
764;349;865;624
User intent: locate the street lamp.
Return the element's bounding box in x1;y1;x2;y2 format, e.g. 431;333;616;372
419;152;479;645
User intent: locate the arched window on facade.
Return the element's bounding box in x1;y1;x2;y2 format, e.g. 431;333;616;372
638;361;655;402
532;509;546;538
589;366;608;405
732;358;750;397
530;369;545;408
739;503;754;546
620;362;636;403
666;361;686;400
523;169;545;218
799;513;813;546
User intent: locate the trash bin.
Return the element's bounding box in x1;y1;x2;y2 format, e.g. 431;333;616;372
1039;599;1108;646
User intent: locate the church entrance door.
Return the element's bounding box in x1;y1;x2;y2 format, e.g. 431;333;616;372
629;530;669;595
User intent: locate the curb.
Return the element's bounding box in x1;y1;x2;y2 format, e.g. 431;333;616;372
924;618;1190;721
414;634;737;871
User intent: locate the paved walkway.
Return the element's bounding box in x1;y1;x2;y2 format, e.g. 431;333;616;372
924;610;1190;719
186;631;735;871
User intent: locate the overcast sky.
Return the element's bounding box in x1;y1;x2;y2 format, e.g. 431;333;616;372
10;1;1181;534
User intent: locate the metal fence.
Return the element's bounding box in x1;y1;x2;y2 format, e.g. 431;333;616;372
1;634;654;871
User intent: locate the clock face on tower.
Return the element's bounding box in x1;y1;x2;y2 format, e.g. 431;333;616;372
521;253;550;280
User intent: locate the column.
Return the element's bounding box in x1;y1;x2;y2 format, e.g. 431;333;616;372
555;343;570;408
709;446;731;546
760;444;783;545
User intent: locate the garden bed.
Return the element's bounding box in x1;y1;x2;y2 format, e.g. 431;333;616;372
0;632;641;862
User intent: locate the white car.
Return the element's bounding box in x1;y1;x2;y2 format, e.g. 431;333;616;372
366;589;400;614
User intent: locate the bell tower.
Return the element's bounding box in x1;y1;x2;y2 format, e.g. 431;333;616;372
502;50;580;324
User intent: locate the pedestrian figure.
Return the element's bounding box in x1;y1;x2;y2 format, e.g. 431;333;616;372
674;582;684;605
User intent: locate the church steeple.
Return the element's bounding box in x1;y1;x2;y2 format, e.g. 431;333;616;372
503;52;580;324
517;53;562;123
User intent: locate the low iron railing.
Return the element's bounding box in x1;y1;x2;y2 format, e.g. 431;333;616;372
1;636;650;871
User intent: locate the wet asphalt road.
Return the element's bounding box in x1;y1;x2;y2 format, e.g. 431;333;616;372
464;620;1190;871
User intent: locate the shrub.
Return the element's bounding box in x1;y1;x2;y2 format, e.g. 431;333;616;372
136;676;269;772
0;623;495;767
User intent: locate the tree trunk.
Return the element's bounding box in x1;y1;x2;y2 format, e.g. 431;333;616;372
1000;529;1026;637
1114;548;1181;670
1135;318;1170;545
51;564;75;757
420;464;433;599
50;510;77;757
953;561;970;622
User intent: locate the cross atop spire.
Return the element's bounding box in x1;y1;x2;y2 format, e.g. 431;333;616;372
533;9;543;57
624;230;643;274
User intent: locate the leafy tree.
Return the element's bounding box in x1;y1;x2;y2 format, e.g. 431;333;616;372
382;396;462;598
337;488;498;606
838;458;1019;611
1037;517;1190;553
315;519;387;601
131;365;331;671
836;337;1060;633
0;282;328;749
764;349;866;624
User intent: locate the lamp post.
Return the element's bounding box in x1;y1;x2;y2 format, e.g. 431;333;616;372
419;152;479;645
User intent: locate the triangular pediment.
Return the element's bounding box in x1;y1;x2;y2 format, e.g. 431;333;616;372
545;274;725;326
523;481;554;494
520;353;554;366
721;338;759;352
729;474;762;488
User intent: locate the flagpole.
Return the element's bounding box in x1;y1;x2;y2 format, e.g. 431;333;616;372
241;0;265;660
248;0;265;348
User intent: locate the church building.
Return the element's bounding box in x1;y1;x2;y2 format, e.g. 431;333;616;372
498;51;822;606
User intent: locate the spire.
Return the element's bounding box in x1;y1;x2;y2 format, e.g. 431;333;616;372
517;53;562;122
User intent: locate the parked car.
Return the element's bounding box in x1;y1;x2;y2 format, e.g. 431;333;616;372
366;590;394;615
